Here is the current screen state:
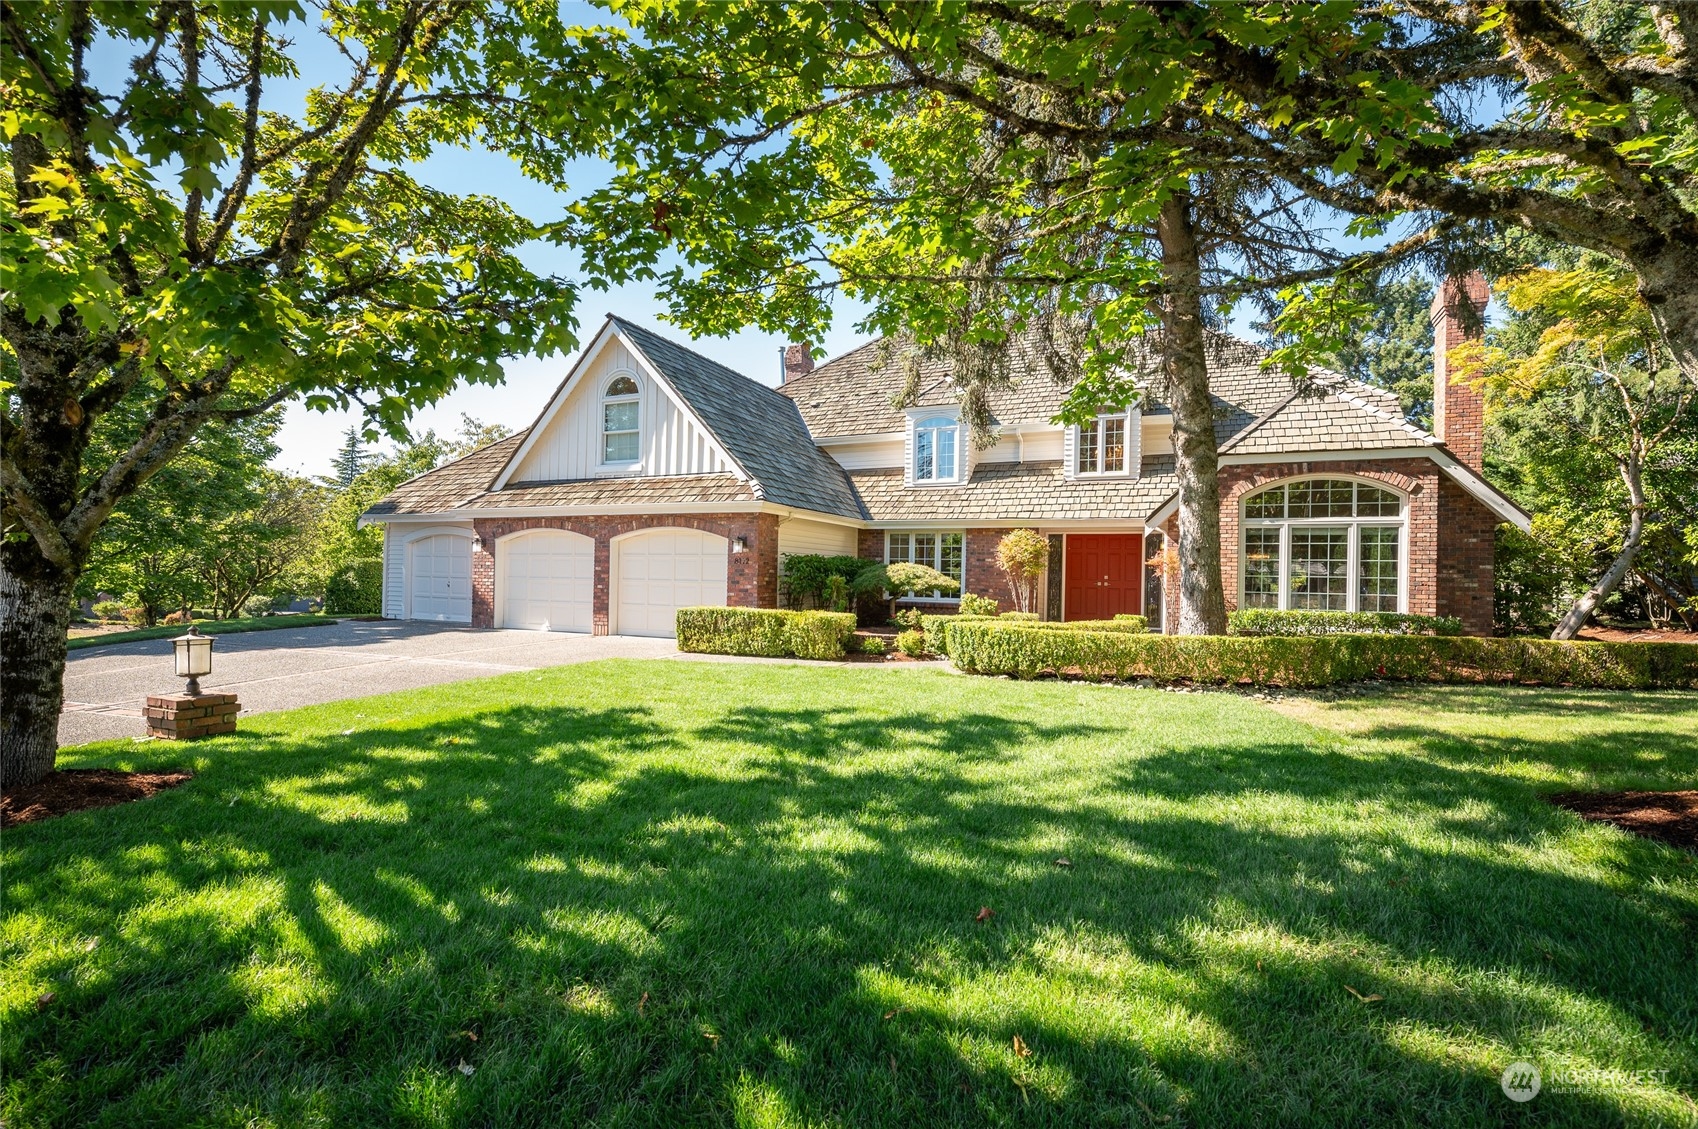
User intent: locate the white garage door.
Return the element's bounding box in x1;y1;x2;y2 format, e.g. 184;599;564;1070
615;528;729;637
408;534;472;623
499;530;594;632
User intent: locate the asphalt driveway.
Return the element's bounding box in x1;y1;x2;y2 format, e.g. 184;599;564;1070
60;620;677;747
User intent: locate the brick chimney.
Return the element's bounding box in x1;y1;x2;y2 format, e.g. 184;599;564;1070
1429;271;1489;473
783;342;814;384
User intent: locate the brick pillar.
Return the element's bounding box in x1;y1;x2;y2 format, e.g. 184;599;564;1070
1430;272;1489;474
470;523;496;628
146;692;239;739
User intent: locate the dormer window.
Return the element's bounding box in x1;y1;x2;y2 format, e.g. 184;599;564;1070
602;375;640;464
913;415;959;483
1070;407;1138;479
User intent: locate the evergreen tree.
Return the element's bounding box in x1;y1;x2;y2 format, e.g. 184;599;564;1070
1327;278;1437;428
328;426;370;490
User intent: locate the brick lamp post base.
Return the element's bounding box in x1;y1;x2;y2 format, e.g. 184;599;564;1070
146;692;240;739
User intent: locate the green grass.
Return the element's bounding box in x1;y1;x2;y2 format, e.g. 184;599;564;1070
66;614;342;651
4;664;1696;1128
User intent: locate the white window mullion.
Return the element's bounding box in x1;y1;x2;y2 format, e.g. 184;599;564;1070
1346;523;1360;613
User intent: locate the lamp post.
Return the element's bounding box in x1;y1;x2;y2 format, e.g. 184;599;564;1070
172;625;214;696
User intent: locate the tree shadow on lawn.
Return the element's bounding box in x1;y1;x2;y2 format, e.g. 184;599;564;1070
5;691;1695;1128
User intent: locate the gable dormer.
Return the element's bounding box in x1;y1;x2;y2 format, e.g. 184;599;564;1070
903;406;968;488
1063;405;1141;481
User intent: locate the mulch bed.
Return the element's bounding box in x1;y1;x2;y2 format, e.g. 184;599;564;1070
1546;790;1698;851
2;769;193;828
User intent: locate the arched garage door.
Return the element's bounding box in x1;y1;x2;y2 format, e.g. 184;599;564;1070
407;534;472;623
498;529;594;632
614;528;729;637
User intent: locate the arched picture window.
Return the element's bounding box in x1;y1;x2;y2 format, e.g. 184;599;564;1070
1240;478;1405;612
913;416;959;482
602;375;640;464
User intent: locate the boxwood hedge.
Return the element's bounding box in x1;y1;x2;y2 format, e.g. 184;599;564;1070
675;607;857;660
943;621;1698;690
920;613;1147;658
1227;609;1464;636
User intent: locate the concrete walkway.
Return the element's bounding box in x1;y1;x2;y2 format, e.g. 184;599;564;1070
60;620;677;747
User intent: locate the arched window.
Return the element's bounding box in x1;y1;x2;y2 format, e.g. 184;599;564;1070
602;375;640;464
1241;478;1405;613
913;416;958;482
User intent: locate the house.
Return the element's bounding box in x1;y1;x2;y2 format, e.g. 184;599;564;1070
362;275;1529;637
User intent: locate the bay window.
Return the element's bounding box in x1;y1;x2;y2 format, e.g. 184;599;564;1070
1239;478;1405;613
886;531;964;599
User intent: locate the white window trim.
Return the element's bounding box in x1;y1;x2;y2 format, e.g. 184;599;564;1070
905;408;965;487
1238;477;1409;614
1068;406;1139;479
885;529;966;603
600;371;642;470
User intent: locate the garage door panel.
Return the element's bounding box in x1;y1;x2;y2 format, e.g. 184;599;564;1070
408;535;473;623
499;531;594;632
616;529;728;637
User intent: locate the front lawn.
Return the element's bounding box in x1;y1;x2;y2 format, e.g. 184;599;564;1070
4;664;1694;1127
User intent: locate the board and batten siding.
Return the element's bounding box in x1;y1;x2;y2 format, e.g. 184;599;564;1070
510;338;733;483
382;525;404;619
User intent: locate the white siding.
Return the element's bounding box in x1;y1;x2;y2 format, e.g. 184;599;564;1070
510;338;731;483
1023;429;1066;462
778;517;856;560
827;438;904;470
382;525;404;619
1141;416;1174;459
1062;425;1077;481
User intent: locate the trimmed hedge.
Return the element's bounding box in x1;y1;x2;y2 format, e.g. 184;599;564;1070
1227;609;1464;637
325;559;382;615
675;607;857;660
921;613;1147;659
944;621;1698;689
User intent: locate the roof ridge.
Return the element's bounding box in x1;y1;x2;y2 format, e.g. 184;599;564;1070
1320;378;1437;443
1218;388;1303;455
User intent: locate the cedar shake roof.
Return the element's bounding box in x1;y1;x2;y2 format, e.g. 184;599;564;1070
849;458;1179;523
362;431;531;518
1221;385;1437;456
609;318;863;519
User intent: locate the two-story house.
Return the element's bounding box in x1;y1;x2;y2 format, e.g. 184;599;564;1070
362;275;1528;636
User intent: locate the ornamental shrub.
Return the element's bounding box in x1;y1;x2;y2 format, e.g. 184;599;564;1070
999;611;1039;621
892;608;924;631
921;614;1146;659
944;621;1698;689
781;554;868;608
675;607;857;659
850;561;959;622
324;559;383;615
959;592;1000;616
91;599;126;621
860;635;888;655
895;629;928;657
1227;609;1464;637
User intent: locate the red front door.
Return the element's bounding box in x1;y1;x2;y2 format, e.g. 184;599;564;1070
1064;534;1144;621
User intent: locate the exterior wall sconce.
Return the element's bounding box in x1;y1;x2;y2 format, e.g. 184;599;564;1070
172;625;214;696
472;531;484;552
731;536;748;553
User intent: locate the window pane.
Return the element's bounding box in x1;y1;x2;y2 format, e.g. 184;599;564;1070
1358;526;1400;612
1102;417;1125;472
603;431;638;462
1078;422;1098;473
1320;480;1354;517
1243;528;1281;608
937;428;956;479
605;376;638;396
887;533;911;563
1245;485;1285;518
1357;484;1400;517
940;533;964;584
1289;527;1349;610
1286;480;1313;518
604;402;637;432
915;430;934;480
912;534;937;568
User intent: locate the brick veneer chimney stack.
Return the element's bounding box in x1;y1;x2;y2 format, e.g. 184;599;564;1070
1429;272;1490;473
783;342;814;384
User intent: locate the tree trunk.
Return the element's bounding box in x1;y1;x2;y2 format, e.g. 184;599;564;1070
1155;191;1229;635
1635;567;1698;632
1551;459;1648;641
1;544;77;789
1636;239;1698;388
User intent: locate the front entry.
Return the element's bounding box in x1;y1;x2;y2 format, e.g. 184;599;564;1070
1063;533;1144;621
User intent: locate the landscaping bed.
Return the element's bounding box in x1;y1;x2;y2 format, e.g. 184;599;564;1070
1;769;193;827
1547;790;1697;851
65;614;340;651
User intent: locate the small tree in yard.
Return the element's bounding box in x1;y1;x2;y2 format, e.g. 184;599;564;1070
849;563;959;625
995;530;1048;616
1461;265;1698;640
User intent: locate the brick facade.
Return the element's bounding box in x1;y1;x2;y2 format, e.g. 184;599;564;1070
469;512;778;634
1161;456;1498;635
146;692;239;739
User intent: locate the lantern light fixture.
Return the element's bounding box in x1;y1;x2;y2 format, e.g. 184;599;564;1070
732;536;748;554
172;625;215;696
